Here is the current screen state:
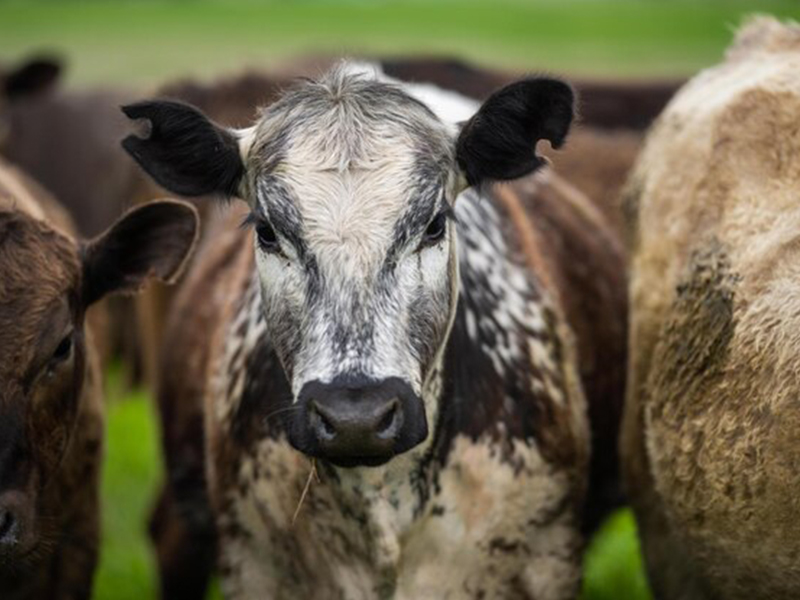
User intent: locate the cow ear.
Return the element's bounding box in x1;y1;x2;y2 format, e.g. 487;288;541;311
456;78;575;187
121;100;244;198
82;200;199;306
4;56;62;99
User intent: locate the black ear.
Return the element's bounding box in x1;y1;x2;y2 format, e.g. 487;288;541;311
121;100;244;198
82;200;199;306
4;56;62;99
456;78;575;187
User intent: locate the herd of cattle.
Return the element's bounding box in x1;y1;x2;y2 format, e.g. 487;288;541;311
0;14;797;600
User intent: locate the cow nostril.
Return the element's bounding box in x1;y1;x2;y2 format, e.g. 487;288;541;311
310;403;337;441
0;509;17;545
319;413;336;439
376;400;400;437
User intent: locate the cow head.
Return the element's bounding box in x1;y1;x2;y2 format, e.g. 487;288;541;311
0;200;197;566
0;56;61;145
122;66;573;467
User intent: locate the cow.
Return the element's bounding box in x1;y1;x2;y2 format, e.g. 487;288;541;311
123;62;627;599
0;156;198;600
131;60;645;519
622;16;800;600
0;56;61;143
1;72;139;242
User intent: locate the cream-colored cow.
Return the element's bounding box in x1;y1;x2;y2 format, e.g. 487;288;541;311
623;16;800;600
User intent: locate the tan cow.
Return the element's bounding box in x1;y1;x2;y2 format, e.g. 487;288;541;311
623;16;800;600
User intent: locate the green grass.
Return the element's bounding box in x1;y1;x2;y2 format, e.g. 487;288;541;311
0;0;799;88
581;510;651;600
95;369;160;600
98;376;651;600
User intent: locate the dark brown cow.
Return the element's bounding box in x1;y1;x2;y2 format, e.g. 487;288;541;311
0;157;198;600
542;127;642;238
125;63;626;599
1;86;139;240
0;56;61;138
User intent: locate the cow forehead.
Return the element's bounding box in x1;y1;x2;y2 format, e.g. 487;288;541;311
0;211;78;374
248;68;453;169
249;68;455;273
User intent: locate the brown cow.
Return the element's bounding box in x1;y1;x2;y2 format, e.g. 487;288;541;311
2;87;140;239
0;56;61;142
1;54;139;240
0;157;198;600
623;16;800;600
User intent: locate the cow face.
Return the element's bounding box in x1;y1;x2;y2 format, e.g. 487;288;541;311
0;57;61;145
0;200;196;567
122;66;573;467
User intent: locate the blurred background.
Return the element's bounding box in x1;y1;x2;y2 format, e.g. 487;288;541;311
2;1;799;599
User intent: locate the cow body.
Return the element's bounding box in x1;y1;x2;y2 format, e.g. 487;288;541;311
159;173;607;600
133;65;626;600
623;17;800;599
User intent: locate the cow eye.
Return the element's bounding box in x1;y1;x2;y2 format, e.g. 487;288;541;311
51;334;73;364
256;220;281;254
421;212;448;248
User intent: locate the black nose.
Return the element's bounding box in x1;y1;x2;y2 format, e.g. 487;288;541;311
291;377;428;467
0;507;19;548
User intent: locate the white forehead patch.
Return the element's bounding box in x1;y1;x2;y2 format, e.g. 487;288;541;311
252;64;458;277
279;153;421;278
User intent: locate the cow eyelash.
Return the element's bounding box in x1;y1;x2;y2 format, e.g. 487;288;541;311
43;331;73;377
52;334;73;363
242;212;282;254
420;208;455;249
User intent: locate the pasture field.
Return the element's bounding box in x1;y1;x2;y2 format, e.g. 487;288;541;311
0;0;799;86
3;1;799;599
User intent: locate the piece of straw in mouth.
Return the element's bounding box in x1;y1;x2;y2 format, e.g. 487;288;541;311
291;459;318;525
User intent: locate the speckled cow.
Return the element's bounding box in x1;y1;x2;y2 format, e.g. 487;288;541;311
623;17;800;600
123;63;626;599
0;158;198;599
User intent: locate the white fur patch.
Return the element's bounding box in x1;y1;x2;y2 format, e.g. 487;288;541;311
216;434;579;600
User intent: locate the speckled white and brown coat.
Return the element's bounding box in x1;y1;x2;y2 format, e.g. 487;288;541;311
138;65;626;600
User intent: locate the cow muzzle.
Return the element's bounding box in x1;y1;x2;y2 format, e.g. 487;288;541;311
289;377;428;467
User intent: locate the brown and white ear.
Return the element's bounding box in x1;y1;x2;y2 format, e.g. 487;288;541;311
121;100;245;198
455;77;575;188
4;56;62;99
81;200;199;306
